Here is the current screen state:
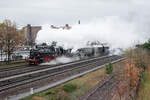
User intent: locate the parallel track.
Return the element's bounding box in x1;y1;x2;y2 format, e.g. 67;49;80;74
0;55;122;92
82;74;120;100
0;55;107;78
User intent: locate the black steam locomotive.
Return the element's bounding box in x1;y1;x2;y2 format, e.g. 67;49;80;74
26;42;109;65
26;43;72;65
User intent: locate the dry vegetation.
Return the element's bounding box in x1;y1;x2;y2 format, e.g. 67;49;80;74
137;67;150;100
117;48;150;100
98;48;150;100
114;59;141;100
21;61;126;100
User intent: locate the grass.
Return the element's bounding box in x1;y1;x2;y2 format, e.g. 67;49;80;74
0;60;27;69
21;60;125;100
62;83;77;93
137;67;150;100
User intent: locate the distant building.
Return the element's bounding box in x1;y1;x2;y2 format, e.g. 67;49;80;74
50;24;72;30
22;23;72;46
50;25;60;29
22;24;41;46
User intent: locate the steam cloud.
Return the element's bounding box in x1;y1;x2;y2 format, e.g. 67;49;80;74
36;16;149;51
40;56;79;65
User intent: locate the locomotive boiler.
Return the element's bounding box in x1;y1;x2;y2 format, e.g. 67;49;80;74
26;43;71;65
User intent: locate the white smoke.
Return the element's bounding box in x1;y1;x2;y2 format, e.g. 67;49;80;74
40;56;79;65
36;16;148;51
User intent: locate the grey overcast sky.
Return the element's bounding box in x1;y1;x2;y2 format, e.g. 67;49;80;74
0;0;150;28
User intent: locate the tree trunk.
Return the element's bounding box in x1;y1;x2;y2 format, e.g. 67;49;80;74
7;41;10;63
0;47;2;61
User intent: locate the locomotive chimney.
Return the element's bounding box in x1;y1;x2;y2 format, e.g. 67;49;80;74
78;20;80;24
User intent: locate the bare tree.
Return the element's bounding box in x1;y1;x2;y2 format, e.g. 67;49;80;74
0;20;24;63
0;23;5;61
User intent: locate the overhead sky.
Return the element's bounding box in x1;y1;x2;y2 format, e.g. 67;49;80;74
1;0;150;50
0;0;150;29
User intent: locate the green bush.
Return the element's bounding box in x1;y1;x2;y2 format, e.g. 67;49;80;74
62;83;77;93
142;39;150;50
141;72;147;85
105;63;113;74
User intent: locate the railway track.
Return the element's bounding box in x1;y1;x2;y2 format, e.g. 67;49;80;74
0;64;53;78
0;60;28;72
0;55;122;93
0;56;99;72
81;75;118;100
0;55;107;78
80;62;125;100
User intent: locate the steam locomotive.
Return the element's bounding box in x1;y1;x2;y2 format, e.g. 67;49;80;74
26;43;72;65
26;42;109;65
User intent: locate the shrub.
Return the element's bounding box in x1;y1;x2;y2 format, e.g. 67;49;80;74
62;83;77;93
141;72;147;85
125;48;150;70
105;63;113;74
123;60;140;88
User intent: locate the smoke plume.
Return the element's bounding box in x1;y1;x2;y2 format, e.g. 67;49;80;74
40;56;79;65
36;16;149;51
